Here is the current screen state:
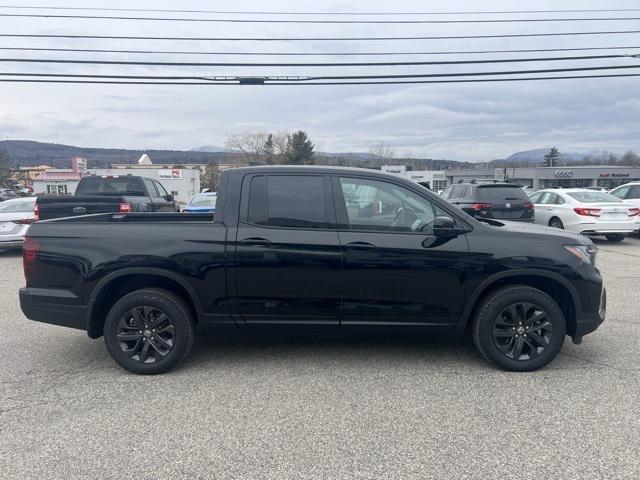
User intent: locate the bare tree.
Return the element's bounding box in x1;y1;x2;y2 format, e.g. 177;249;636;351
271;131;289;164
369;142;396;162
225;132;268;164
201;163;222;192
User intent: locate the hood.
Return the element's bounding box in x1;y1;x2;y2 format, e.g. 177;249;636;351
479;219;589;244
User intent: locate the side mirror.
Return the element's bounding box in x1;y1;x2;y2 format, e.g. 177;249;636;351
164;194;174;202
433;216;465;237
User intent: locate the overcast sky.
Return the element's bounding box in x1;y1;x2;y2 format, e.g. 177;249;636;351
1;0;639;161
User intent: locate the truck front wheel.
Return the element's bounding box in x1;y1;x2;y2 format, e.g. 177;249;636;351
472;285;566;371
104;288;195;374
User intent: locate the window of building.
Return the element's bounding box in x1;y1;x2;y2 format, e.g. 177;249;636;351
46;184;68;195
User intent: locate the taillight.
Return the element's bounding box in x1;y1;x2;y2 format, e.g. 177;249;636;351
33;203;40;221
574;207;602;217
13;218;35;225
23;237;39;283
524;202;534;209
472;203;493;211
628;208;640;217
119;202;132;213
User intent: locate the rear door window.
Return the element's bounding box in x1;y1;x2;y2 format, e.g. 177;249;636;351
448;185;467;199
247;175;328;229
629;185;640;199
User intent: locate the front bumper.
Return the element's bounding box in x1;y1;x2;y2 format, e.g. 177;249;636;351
19;287;88;331
573;287;606;342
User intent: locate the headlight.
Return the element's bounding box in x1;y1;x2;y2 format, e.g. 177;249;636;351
564;244;597;266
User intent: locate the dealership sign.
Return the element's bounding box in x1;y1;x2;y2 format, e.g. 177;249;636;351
554;170;574;178
158;169;183;180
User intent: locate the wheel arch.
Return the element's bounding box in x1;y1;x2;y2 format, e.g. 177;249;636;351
87;268;202;338
458;269;581;337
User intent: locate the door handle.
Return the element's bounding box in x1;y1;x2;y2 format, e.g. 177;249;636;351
240;237;272;247
345;241;376;251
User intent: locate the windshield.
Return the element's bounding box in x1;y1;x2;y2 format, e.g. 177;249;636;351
75;177;145;196
567;192;623;203
0;201;34;213
189;195;217;208
477;186;528;202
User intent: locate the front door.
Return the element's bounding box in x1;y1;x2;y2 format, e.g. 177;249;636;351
333;176;470;327
234;174;341;326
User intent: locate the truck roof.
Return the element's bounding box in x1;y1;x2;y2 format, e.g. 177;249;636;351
226;165;422;184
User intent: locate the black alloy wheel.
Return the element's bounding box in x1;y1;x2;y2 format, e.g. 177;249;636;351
492;302;552;361
549;217;564;229
605;234;625;243
472;285;566;371
104;288;195;374
117;306;175;364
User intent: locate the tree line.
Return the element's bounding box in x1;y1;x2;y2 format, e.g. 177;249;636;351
225;130;315;166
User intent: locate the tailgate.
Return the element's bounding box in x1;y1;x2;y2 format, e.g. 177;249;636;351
36;196;122;220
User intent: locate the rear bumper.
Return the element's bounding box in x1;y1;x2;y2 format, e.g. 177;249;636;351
573;287;606;341
576;219;637;235
19;287;87;331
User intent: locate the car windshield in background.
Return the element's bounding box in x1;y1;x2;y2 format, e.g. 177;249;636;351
0;201;33;213
75;177;145;196
567;192;622;203
477;186;528;202
190;196;216;208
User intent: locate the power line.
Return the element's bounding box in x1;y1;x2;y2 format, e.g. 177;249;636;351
297;64;640;81
3;64;640;81
3;12;640;23
1;45;640;57
1;5;640;15
1;73;640;85
1;53;638;67
2;30;640;42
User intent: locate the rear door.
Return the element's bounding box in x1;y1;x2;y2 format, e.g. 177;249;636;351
234;173;341;326
477;185;534;221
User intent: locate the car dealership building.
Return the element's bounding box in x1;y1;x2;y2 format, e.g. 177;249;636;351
382;165;640;191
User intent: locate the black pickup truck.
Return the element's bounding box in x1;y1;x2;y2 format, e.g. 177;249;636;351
20;166;606;374
35;174;180;220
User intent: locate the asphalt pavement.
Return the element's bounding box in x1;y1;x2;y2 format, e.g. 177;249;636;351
1;238;639;479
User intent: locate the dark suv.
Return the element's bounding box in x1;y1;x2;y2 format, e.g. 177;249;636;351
441;182;534;222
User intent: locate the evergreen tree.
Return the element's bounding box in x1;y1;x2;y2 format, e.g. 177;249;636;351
263;133;275;164
543;146;560;167
286;131;315;165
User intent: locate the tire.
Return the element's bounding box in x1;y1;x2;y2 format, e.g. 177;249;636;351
605;234;625;243
472;285;566;372
548;217;564;229
104;288;195;374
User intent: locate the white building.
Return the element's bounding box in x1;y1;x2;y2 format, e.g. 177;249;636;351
32;170;83;195
380;165;448;192
33;154;202;206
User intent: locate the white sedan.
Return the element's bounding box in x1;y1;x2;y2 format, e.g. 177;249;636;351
529;189;640;242
0;197;36;251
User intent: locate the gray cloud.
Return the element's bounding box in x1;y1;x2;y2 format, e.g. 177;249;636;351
1;0;639;160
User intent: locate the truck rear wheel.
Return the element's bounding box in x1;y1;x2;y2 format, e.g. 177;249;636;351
472;285;566;371
104;288;195;374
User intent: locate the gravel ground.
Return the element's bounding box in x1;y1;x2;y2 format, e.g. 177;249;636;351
0;237;639;479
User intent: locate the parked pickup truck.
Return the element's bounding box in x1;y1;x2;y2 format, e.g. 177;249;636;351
35;175;180;220
20;166;606;374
